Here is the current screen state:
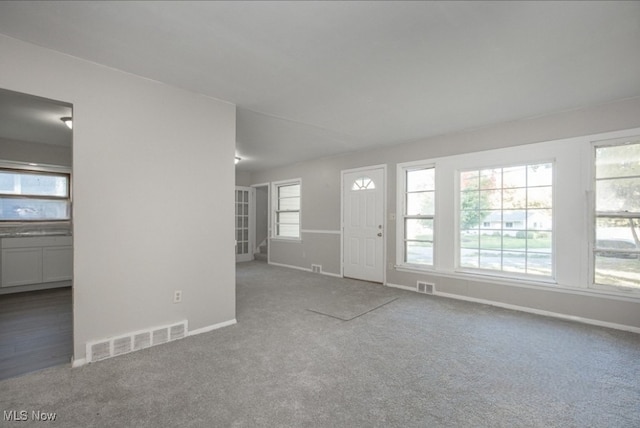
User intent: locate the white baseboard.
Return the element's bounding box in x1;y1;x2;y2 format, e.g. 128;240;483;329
434;291;640;334
387;281;640;334
385;282;415;292
188;319;237;336
71;357;86;368
268;261;342;278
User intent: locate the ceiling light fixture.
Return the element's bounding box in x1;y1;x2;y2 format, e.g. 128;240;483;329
235;156;241;164
60;116;73;129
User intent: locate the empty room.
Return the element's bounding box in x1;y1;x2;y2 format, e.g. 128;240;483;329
1;1;639;427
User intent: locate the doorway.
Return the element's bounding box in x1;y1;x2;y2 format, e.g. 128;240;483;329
342;165;386;283
0;88;73;379
235;186;254;262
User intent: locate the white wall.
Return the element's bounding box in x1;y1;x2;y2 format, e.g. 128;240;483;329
0;35;237;361
251;96;640;331
0;137;72;166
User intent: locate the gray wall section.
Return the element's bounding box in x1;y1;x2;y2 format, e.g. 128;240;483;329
270;233;341;275
0;35;237;361
255;186;268;248
0;137;71;166
251;96;640;330
235;170;251;186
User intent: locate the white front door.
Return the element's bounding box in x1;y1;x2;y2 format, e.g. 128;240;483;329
235;186;254;262
342;167;385;282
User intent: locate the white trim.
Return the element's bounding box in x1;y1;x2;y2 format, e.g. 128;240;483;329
269;261;312;273
269;261;342;278
271;178;302;240
340;164;388;284
320;270;343;278
71;357;86;368
188;319;237;336
386;282;640;333
300;229;341;235
385;282;416;292
391;267;640;303
434;291;640;334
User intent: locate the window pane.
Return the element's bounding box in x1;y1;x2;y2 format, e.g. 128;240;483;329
480;168;501;189
503;251;526;273
527;186;552;209
527;252;552;276
278;184;300;198
595;254;640;289
527;163;553;186
277;212;299;224
407;169;434;192
405;241;433;265
0;171;68;197
502;166;527;188
479;232;502;250
595;217;640;250
460;171;479;191
503;188;527;209
503;232;528;251
406;219;433;241
595;141;640;179
460;231;479;249
460;248;479;268
277;224;299;238
596;177;640;212
0;197;70;220
407;191;434;215
278;197;300;211
479;250;502;270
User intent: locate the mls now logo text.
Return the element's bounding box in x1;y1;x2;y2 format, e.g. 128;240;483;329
4;410;57;421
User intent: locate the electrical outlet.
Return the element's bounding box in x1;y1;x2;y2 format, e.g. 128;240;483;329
173;290;182;304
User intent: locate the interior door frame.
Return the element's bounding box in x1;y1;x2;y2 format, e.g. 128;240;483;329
340;164;387;284
235;186;255;262
250;182;270;259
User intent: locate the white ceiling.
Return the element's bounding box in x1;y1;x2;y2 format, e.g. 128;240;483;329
0;1;638;171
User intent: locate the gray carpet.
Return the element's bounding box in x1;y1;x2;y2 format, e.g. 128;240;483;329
1;261;639;427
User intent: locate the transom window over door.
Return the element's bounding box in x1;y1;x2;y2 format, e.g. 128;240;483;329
459;162;553;278
351;176;376;191
594;138;640;290
273;179;301;239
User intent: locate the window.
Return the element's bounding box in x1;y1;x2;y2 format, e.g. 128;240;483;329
401;166;435;266
0;168;71;221
351;176;376;190
273;179;301;239
593;138;640;290
459;162;553;277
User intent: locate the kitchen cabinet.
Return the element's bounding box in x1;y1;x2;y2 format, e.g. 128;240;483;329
1;236;72;288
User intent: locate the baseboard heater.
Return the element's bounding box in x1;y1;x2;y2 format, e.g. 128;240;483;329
86;320;188;363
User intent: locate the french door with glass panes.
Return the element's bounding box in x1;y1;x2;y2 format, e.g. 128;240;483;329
235;186;254;262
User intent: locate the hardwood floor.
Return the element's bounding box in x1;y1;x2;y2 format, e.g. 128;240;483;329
0;287;72;380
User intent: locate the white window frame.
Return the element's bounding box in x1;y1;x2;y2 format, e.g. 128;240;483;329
590;136;640;293
271;178;302;241
396;161;435;270
456;160;555;282
0;160;72;223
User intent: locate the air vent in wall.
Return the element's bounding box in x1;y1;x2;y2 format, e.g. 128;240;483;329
86;320;188;363
417;281;435;294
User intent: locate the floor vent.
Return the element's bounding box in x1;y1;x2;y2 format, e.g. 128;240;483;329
417;281;435;294
86;320;188;363
311;264;322;273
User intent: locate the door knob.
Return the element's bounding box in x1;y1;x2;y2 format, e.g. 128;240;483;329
377;232;382;237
